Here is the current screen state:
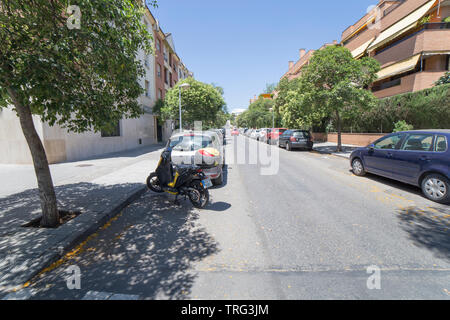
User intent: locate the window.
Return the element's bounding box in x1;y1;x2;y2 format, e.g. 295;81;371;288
374;134;404;150
164;68;169;84
293;131;310;138
156;39;161;52
157;64;161;78
101;121;121;137
400;134;434;151
145;80;150;97
158;89;162;99
434;135;447;152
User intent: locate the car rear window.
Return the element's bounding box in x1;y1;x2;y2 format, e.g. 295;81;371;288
435;135;447;152
278;129;287;133
293;131;310;138
169;135;213;151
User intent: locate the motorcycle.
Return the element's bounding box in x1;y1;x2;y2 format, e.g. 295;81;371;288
146;147;212;208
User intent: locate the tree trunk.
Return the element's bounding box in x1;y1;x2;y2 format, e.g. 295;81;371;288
6;87;59;227
336;110;342;152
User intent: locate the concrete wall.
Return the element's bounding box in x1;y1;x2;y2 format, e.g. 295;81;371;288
0;105;157;164
0;107;44;164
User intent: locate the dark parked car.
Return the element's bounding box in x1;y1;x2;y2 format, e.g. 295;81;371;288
278;130;313;151
350;130;450;204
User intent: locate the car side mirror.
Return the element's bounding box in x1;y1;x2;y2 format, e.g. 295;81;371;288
368;144;375;151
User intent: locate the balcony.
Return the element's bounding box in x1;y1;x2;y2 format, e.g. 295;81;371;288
373;70;447;98
375;23;450;67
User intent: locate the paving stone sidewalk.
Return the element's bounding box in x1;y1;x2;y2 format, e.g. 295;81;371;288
313;142;361;159
0;144;164;296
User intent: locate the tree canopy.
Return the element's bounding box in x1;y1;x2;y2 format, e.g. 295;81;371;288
0;0;154;227
160;77;227;129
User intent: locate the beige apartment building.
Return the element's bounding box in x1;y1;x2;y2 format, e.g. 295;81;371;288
342;0;450;98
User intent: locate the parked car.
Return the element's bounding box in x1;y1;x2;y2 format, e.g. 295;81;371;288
278;130;313;151
267;128;287;145
350;130;450;204
257;128;269;142
231;128;239;136
250;129;261;140
209;129;225;145
167;131;224;185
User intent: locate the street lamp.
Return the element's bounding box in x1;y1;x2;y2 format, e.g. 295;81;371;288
178;82;190;132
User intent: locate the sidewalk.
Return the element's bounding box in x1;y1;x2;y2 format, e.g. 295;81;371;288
312;142;360;159
0;144;164;296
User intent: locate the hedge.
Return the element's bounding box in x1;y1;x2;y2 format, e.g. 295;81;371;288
342;84;450;133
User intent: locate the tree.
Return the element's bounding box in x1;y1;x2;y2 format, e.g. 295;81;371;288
235;97;274;128
300;46;380;151
263;83;277;94
0;0;154;227
160;77;226;129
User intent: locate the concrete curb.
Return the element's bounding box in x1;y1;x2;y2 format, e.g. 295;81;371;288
312;149;351;159
1;184;148;299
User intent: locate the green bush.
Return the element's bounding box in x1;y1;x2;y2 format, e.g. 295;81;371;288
343;84;450;132
393;120;413;132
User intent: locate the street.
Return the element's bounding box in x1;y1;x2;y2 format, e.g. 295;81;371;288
26;134;450;300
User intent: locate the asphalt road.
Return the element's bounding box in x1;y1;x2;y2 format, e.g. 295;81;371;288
28;134;450;300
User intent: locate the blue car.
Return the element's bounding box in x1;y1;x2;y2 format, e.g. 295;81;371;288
350;130;450;204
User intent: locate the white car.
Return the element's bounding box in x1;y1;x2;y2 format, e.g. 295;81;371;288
257;129;267;142
250;129;261;139
167;131;224;185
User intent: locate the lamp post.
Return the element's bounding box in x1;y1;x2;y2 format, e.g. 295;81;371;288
178;83;190;132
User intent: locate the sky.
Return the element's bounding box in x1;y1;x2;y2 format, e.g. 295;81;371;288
151;0;378;113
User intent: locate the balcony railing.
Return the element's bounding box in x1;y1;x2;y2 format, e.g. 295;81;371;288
372;78;401;92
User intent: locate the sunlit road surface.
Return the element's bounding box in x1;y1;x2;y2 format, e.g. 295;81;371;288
28;134;449;300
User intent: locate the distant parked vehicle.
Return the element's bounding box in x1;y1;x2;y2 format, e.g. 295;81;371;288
350;130;450;204
267;128;287;145
250;129;261;140
231;128;239;136
259;128;271;142
278;130;313;151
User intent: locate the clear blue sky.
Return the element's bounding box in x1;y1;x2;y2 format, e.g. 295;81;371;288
151;0;377;113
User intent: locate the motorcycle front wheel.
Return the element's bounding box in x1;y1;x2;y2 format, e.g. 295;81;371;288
188;180;209;208
146;172;164;193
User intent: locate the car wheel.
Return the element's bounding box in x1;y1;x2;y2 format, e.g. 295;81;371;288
421;174;450;204
351;158;365;176
213;173;223;186
286;142;291;151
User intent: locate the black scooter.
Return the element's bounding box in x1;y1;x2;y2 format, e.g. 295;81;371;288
146;147;211;208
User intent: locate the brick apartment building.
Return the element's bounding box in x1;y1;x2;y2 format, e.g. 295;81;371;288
342;0;450;98
277;0;449;101
281;41;339;81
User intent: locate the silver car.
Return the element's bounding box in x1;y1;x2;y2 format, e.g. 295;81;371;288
167;131;224;185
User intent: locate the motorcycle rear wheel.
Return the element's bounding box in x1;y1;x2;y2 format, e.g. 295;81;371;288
146;172;164;193
188;180;209;208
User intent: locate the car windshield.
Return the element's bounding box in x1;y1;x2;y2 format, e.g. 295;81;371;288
169;135;213;151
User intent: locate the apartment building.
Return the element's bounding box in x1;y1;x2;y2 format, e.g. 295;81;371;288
0;3;192;164
342;0;450;98
281;41;339;81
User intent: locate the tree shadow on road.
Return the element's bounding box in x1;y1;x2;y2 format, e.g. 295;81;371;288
28;192;220;300
396;206;450;262
0;182;145;292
